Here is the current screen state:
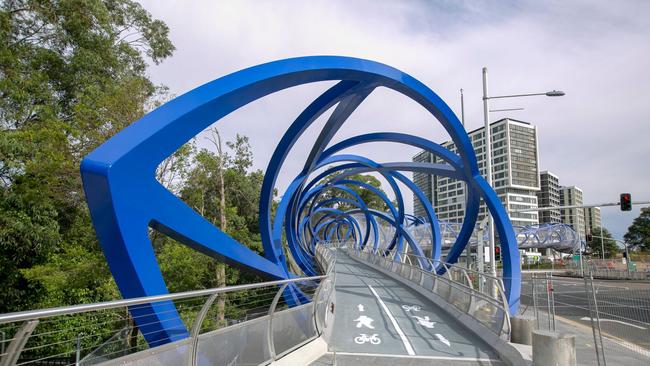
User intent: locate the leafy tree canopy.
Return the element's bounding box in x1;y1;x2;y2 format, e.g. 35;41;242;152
1;0;173;312
624;207;650;252
587;227;618;259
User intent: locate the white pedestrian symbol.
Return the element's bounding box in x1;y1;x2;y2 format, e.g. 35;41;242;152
354;333;381;345
353;315;375;329
412;315;436;329
358;304;365;312
401;305;421;312
435;333;451;347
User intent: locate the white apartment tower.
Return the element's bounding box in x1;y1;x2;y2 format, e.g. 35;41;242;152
537;171;562;224
560;186;586;239
584;207;602;236
413;118;540;227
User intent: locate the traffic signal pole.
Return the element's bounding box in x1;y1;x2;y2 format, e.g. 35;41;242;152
511;200;650;213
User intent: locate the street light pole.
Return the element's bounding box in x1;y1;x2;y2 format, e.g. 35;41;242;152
480;68;565;278
482;68;496;278
461;88;471;269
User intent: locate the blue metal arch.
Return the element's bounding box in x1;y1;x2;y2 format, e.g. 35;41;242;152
81;56;521;346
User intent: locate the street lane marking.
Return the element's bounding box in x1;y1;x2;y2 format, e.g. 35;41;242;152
358;304;365;312
368;285;416;355
412;315;436;329
354;333;381;345
353;315;375;329
324;351;500;362
435;333;451;347
579;317;647;329
402;304;421;312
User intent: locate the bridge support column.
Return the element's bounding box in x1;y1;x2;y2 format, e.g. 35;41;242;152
532;330;576;366
511;315;535;345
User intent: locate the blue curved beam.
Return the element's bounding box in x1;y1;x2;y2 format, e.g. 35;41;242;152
81;56;521;346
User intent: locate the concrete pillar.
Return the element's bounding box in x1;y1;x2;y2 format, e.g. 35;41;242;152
511;315;535;345
532;330;576;366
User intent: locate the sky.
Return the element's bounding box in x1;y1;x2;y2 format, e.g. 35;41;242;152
139;0;650;240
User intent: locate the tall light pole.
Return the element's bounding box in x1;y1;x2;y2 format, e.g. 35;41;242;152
461;89;472;269
481;67;564;277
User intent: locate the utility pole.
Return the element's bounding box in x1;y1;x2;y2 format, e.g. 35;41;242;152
481;68;496;278
460;88;471;269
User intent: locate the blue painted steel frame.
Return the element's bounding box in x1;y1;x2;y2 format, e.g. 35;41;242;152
81;56;521;346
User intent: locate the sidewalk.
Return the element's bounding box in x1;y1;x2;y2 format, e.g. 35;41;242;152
519;307;649;365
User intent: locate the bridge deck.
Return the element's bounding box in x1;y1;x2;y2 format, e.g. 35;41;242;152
313;252;502;365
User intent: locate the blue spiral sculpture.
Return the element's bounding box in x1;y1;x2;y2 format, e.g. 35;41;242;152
81;56;520;346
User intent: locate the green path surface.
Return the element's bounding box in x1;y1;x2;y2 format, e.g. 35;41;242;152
325;252;501;363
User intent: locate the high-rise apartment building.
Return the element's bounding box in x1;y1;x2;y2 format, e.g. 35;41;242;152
537;171;561;224
412;118;540;227
413;150;435;218
560;186;585;238
584;207;602;236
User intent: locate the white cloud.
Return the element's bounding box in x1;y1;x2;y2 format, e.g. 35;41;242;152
139;0;650;238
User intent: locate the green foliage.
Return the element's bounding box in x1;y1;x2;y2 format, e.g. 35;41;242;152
0;0;174;313
155;132;267;292
0;1;350;359
587;227;618;259
318;171;389;212
624;207;650;251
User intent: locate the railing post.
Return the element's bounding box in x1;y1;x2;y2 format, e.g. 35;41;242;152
532;274;540;329
75;333;82;366
186;293;220;366
0;320;38;366
312;278;326;335
267;283;289;361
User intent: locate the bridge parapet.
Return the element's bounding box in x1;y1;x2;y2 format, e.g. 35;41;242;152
0;252;336;366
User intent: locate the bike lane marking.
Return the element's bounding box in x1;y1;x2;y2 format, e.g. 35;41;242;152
359;262;500;359
368;284;416;355
329;259;395;354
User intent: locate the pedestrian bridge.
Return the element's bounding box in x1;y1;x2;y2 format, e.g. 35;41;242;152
0;56;533;365
0;243;529;365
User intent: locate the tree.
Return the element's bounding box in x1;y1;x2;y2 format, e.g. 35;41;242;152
0;0;174;313
587;227;618;259
318;172;390;212
624;207;650;252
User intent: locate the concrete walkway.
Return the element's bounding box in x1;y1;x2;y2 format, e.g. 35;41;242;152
312;252;502;365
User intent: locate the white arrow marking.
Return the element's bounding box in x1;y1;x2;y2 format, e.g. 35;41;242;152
435;334;451;347
358;304;365;312
580;317;647;330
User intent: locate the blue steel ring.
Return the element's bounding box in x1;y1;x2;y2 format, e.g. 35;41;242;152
80;56;521;346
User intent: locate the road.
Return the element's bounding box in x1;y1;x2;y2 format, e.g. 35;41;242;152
520;274;650;351
312;252;502;365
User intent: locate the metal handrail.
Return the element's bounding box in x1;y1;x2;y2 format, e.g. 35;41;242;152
398;252;509;299
0;275;326;325
1;256;337;366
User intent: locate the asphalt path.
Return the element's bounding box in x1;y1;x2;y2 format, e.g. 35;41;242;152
520;274;650;350
328;253;500;363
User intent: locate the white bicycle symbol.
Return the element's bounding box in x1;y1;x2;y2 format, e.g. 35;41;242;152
354;333;381;345
402;305;421;312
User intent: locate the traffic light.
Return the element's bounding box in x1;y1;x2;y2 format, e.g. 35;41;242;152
620;193;632;211
586;232;593;242
495;246;501;261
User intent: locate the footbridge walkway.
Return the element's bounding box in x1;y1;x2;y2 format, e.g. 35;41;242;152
1;56;536;365
0;244;529;366
317;248;506;365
